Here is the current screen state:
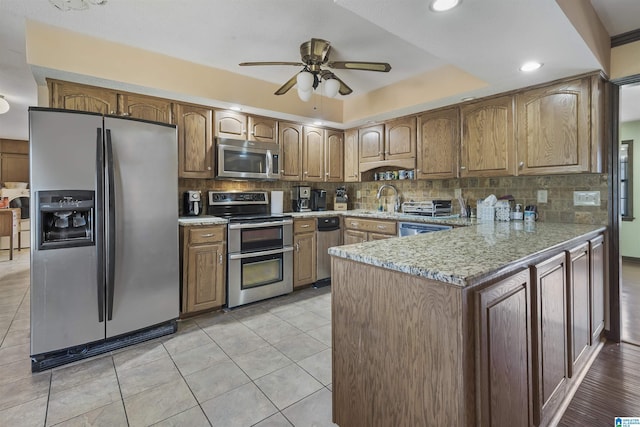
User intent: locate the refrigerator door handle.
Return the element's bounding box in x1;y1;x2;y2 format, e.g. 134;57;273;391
96;128;105;323
106;129;116;321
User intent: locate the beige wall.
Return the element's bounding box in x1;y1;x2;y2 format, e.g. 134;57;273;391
611;40;640;80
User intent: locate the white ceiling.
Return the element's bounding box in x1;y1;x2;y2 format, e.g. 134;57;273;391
0;0;639;140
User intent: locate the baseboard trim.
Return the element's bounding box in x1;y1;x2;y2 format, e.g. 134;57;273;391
622;256;640;264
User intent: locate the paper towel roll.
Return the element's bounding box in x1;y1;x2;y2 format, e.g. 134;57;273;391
271;191;283;214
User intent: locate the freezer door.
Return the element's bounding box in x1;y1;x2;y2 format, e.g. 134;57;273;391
104;117;179;338
29;108;105;355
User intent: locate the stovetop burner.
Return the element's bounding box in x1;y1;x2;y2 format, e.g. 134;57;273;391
208;191;289;221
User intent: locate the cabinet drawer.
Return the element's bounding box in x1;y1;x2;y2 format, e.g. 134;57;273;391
188;226;225;244
344;217;396;235
294;218;316;234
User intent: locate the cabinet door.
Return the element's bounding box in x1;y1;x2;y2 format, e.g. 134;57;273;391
417;108;459;179
247;116;277;143
279;122;303;181
566;243;590;378
1;153;29;183
344;129;360;182
590;235;605;343
325;130;344;182
214;110;247;139
532;252;568;426
385;116;416;160
516;78;590;175
294;232;316;288
344;229;367;245
175;104;214;179
303;126;325;182
359;124;385;163
49;80;118;114
120;93;172;123
461;95;516;177
186;242;225;312
476;269;531;427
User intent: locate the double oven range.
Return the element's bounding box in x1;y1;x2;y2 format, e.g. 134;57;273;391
208;191;293;308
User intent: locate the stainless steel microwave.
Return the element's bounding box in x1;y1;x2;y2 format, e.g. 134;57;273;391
216;138;280;180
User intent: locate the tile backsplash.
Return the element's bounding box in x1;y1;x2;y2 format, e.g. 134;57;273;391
179;173;609;225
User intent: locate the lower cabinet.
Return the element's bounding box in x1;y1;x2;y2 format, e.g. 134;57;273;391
567;242;591;378
343;217;397;243
180;225;226;315
590;235;605;343
476;269;532;427
293;218;316;289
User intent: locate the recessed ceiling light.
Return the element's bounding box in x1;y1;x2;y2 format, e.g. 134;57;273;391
519;61;543;72
313;121;323;126
230;106;242;111
461;96;475;102
430;0;460;12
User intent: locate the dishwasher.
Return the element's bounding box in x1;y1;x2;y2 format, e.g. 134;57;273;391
315;216;341;287
398;221;452;237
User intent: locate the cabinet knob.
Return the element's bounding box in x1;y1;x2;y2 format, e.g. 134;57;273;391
207;166;212;170
460;166;467;170
325;172;329;176
301;224;310;228
201;233;214;237
519;161;524;168
295;242;300;252
110;111;115;114
280;170;285;173
218;253;223;264
304;171;308;175
122;112;130;116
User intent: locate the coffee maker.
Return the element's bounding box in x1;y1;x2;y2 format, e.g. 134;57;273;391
292;186;311;212
183;190;202;216
311;189;327;211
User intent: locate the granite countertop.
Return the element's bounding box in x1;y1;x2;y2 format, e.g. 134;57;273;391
328;221;606;287
178;216;228;226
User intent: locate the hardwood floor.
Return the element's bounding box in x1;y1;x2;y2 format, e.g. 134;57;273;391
622;259;640;345
559;342;640;426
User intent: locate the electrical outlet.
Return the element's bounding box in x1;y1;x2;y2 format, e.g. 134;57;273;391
454;188;462;198
356;190;362;199
573;191;600;206
537;189;548;204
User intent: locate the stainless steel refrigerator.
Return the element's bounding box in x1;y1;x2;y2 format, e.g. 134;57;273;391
29;108;179;371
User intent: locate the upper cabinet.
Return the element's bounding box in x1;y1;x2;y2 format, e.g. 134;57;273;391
416;108;459;180
48;80;172;123
214;110;277;143
516;78;590;175
303;126;325;182
325;130;344;182
359;117;416;172
279;122;303;181
175;103;214;179
385;116;416;161
359;124;385;164
344;129;359;182
461;95;516;177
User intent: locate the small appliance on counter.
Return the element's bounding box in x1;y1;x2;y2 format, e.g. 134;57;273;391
334;186;348;211
183;190;202;216
524;205;538;222
292;186;311;212
311;189;327;211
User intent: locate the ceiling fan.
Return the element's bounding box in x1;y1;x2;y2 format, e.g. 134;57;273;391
239;38;391;100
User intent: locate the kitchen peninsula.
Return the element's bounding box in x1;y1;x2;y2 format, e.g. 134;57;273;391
328;222;607;427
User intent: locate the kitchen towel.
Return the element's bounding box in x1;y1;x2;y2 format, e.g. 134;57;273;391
271;191;283;214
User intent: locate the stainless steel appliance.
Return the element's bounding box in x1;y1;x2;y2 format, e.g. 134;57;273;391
183;190;202;216
208;191;293;308
292;186;311;212
29;108;179;371
398;221;452;237
311;189;327;211
216;138;280;180
316;216;340;287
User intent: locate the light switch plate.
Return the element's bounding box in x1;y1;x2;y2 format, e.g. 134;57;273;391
356;190;361;199
537;190;548;204
573;191;600;206
454;188;462;198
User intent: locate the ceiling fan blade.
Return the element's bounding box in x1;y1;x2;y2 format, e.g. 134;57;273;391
239;61;304;67
331;75;353;96
328;61;392;72
274;73;299;95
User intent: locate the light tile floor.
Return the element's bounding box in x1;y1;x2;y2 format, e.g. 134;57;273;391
0;250;336;426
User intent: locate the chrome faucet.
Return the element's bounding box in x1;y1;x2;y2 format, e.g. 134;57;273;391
376;184;401;213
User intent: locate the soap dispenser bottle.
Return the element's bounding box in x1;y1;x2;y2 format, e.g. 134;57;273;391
512;204;523;220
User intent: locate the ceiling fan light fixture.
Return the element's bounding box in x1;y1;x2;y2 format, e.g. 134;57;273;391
297;71;314;91
519;61;543;72
323;78;341;98
297;87;313;102
430;0;460;12
0;95;10;114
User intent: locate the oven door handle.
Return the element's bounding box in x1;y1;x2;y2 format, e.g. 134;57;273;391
228;246;294;260
228;219;293;229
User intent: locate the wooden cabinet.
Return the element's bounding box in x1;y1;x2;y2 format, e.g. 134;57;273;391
385;116;416;161
302;126;325;182
279;122;303;181
590;235;605;343
214;110;277;143
358;124;385;163
48;80;171;123
180;225;226;314
476;269;532;427
344;129;359;182
359;118;416;172
325;130;344;182
416;108;459;179
0;139;29;185
343;217;396;243
461;95;516;177
174;103;214;179
531;252;568;427
566;242;591;378
516;78;590;175
293;218;316;288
